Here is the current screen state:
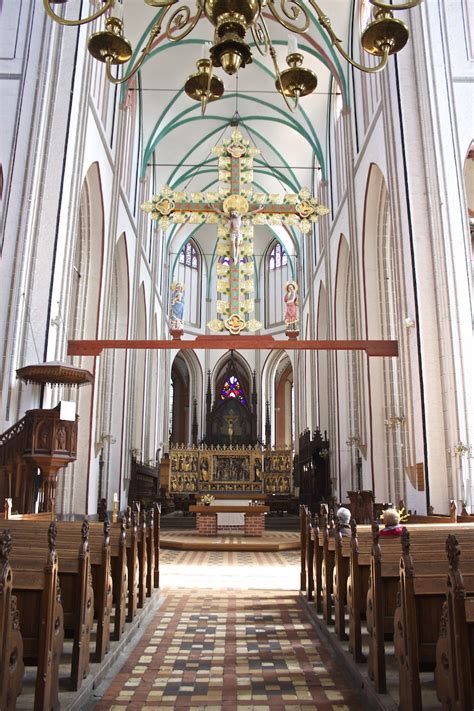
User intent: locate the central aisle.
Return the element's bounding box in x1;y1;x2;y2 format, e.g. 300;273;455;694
93;551;363;709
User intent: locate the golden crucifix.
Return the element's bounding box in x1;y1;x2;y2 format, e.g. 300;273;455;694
141;129;328;335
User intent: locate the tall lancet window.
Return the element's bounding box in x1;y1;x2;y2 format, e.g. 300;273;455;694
174;239;201;327
265;240;291;327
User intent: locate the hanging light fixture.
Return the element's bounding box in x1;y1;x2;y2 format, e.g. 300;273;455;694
43;0;422;113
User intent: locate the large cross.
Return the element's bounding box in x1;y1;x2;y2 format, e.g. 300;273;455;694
141;129;329;335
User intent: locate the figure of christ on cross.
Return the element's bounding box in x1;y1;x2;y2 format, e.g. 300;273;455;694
141;129;329;335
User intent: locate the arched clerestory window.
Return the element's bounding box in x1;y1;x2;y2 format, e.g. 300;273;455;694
174;239;201;327
265;240;291;327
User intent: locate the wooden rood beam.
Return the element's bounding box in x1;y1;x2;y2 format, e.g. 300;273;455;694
68;336;398;358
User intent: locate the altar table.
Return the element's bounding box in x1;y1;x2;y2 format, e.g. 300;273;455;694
189;504;270;537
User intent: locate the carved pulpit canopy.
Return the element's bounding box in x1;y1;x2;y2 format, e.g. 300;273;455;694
16;361;94;387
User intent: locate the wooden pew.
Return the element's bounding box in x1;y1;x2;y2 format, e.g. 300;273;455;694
135;510;148;609
6;519;121;652
368;523;474;696
145;508;154;598
88;519;113;661
153;503;161;589
300;505;308;592
0;530;24;711
333;525;352;640
306;511;315;602
10;522;64;711
346;522;372;662
10;521;94;691
124;510;139;622
313;507;332;616
5;513;55;521
321;514;336;625
395;530;474;710
435;535;474;710
312;514;323;614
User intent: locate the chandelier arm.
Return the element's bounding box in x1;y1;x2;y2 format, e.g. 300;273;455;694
307;0;390;74
200;62;214;116
266;0;310;34
43;0;114;27
105;18;164;85
166;3;203;42
269;49;299;114
370;0;421;10
251;19;269;57
256;14;298;113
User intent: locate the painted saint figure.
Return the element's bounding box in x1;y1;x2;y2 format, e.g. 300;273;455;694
170;282;185;332
284;280;299;330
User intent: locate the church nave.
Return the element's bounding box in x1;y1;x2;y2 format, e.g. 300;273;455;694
91;550;363;710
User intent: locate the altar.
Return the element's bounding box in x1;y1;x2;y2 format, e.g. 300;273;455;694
166;444;293;495
189;503;270;537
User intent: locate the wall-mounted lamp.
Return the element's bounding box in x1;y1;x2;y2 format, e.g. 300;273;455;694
384;415;406;429
404;317;415;329
448;441;472;458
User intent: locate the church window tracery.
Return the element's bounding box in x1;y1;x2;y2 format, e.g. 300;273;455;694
269;242;287;270
266;240;291;327
220;375;247;406
175;239;201;327
179;242;198;269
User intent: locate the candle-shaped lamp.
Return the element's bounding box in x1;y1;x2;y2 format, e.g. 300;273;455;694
114;0;124;22
112;492;119;522
288;34;298;56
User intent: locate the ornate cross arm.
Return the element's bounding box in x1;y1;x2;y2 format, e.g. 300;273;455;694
140;186;223;230
247;187;329;234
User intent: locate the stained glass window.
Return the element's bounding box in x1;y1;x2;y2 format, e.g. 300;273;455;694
175;240;201;327
220;375;246;405
266;240;291;326
179;241;198;268
269;242;287;270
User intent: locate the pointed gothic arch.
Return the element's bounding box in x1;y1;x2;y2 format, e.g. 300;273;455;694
59;162;104;515
363;163;406;504
204;352;256;446
316;281;329;431
132;284;147;456
334;234;354;499
169;349;203;446
265;239;291;327
171;237;203;328
99;233;130;507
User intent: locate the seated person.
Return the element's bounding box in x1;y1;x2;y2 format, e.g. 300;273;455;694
335;506;352;536
379;507;404;536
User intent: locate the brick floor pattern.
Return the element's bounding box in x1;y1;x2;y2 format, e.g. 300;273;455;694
95;588;362;710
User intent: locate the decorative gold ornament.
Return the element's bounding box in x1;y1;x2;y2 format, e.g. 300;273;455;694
207;318;225;332
223;194;249;216
184;58;224;114
88;17;132;65
276;52;318;104
224;313;247;335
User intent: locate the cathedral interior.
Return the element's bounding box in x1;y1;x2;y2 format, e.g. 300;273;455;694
1;1;473;708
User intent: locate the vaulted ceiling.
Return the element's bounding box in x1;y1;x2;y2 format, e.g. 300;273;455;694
117;0;355;271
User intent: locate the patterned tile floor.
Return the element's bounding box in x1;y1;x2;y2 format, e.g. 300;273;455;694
93;551;363;710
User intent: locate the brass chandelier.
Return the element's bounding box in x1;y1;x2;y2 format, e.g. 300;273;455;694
44;0;421;113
